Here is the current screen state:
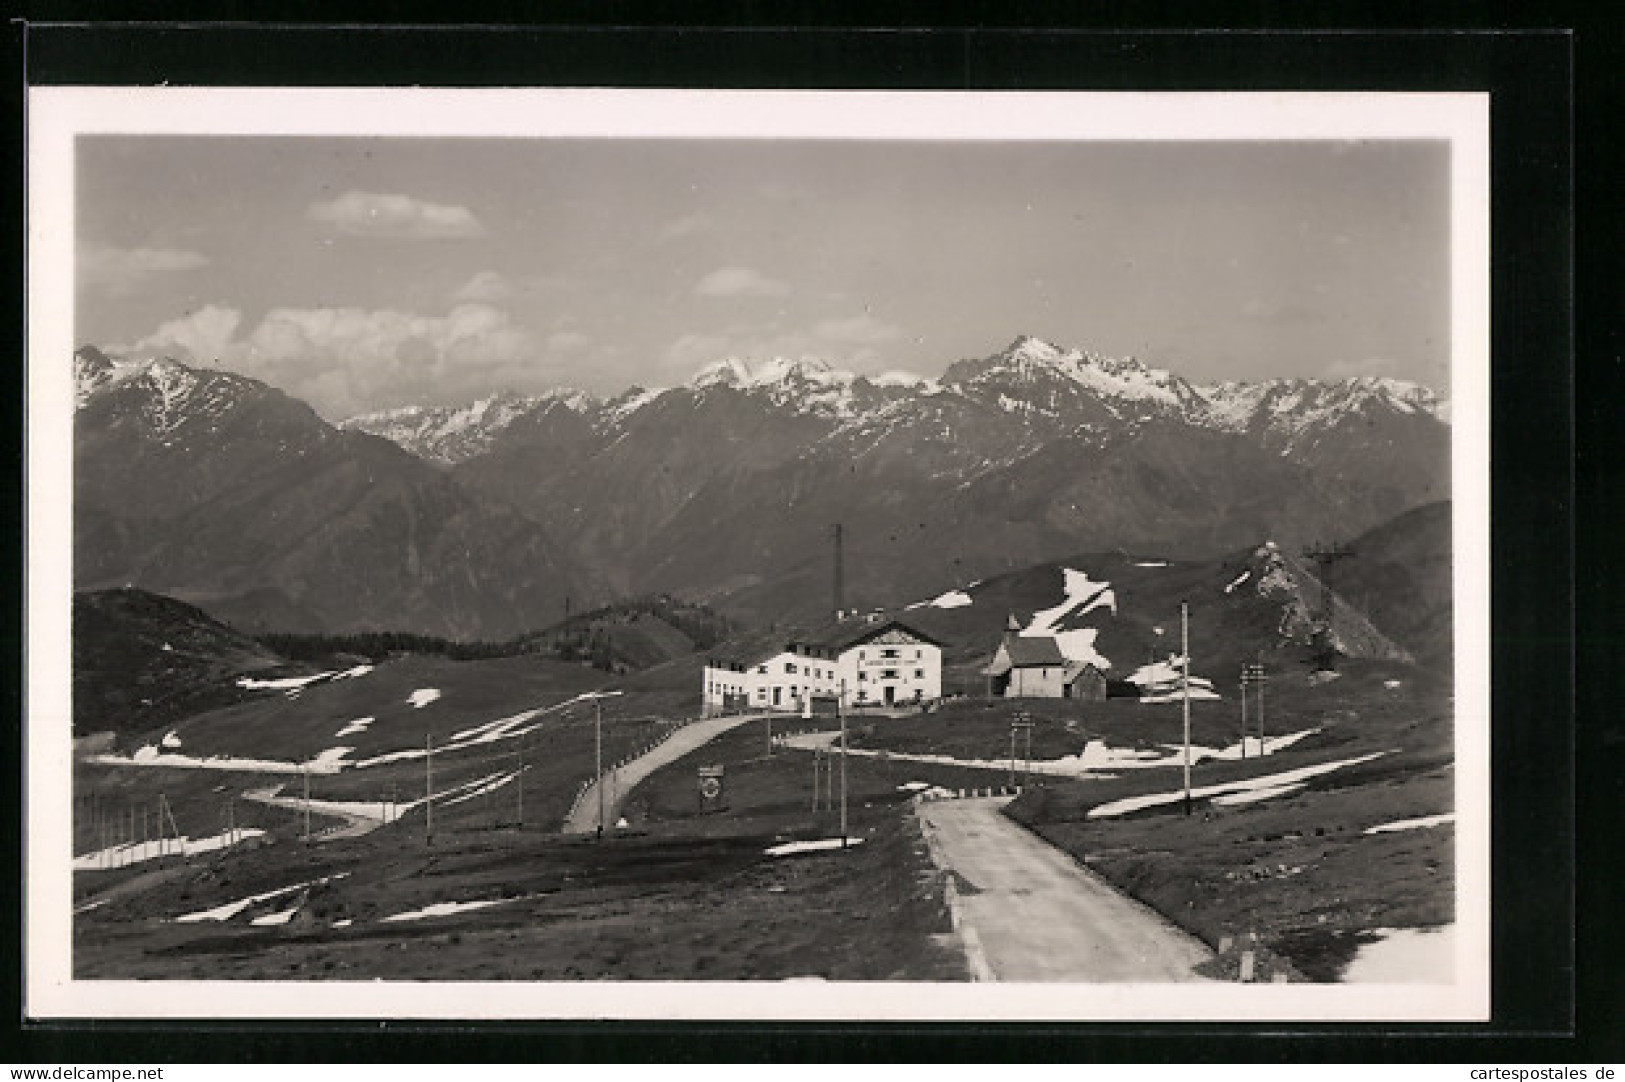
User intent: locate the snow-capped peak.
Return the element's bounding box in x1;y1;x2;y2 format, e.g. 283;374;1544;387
690;355;849;391
341;388;602;465
869;369;940;392
1194;375;1449;443
948;335;1202;415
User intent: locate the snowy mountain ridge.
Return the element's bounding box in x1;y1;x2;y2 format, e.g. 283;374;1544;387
76;334;1448;471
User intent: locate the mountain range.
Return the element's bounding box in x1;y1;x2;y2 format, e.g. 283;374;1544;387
73;335;1451;637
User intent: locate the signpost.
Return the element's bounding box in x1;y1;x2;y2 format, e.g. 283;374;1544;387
698;764;726;813
1241;663;1269;754
1009;713;1034;788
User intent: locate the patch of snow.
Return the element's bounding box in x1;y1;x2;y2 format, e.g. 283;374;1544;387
381;897;514;923
871;369;937;390
765;837;866;857
250;905;302;927
1085;751;1389;819
896;781;932;792
311;746;355;770
1224;569;1252;594
160;730;183;749
1212;783;1306;807
406;688;441;709
175;873;348;924
335;716;375;738
1024;568;1117;637
920;589;973;609
1133;560;1170;568
91;748;352;775
236;672;334;690
1342;925;1455;983
1363;812;1455;835
73;827;269;871
1384;679;1403;690
331;664;374;680
451;707;543;744
440;769;521;807
355;692;607;767
1128;655;1220;700
161;642;174;652
73;898;110;914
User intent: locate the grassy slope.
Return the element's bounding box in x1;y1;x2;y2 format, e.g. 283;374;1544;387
995;660;1455;980
73;587;294;737
72;657;1001;981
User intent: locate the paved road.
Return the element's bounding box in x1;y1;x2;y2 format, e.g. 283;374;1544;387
918;797;1213;982
561;712;771;835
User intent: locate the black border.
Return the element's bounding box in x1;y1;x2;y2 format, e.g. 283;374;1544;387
8;16;1593;1064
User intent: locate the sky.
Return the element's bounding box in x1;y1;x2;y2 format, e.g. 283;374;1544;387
76;136;1451;420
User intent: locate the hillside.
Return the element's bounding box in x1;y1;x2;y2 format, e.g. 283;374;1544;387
72;588;292;737
73;350;600;639
522;596;735;674
75;334;1451;640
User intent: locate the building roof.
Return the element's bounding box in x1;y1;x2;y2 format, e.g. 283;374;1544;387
1003;636;1068;667
707;616;945;669
790;617;947;652
1062;660;1105;682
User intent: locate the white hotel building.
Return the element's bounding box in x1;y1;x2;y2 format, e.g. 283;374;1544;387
702;619;945;715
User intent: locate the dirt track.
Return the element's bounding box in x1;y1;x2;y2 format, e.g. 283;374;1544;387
562;712;769;834
918;797;1213;982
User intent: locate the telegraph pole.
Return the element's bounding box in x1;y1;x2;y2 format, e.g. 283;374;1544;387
1181;599;1192;817
1239;668;1248;760
425;733;434;846
302;765;312;844
837;679;849;845
595;696;605;838
515;738;525;830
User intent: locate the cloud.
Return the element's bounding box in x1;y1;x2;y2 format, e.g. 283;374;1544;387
695;266;789;298
123;302;556;418
128;305;243;362
452;270;513;303
307;190;486;240
80;246;209;295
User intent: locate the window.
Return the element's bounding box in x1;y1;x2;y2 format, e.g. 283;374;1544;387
757;665;767;674
785;662;797;674
858;671;867;682
914;669;924;679
858;650;866;660
881;648;899;659
881;668;899;679
914;649;921;659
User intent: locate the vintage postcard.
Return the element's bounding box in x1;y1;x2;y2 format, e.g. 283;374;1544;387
26;87;1489;1020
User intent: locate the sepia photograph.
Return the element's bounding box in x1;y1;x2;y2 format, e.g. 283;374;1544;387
25;87;1490;1022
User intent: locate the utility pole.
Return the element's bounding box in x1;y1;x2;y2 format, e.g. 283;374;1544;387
1257;666;1267;753
832;523;845;618
425;733;434;846
595;695;605;839
1181;599;1192;817
515;738;525;830
839;692;849;847
302;765;312;844
1239;667;1248;760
